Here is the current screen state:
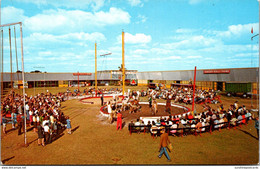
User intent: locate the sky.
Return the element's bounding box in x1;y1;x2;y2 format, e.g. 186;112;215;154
0;0;259;73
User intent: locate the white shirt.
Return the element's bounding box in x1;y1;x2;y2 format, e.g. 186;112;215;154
50;116;54;123
107;104;112;114
44;125;49;133
29;110;33;116
25;104;29;111
42;120;49;127
135;122;141;126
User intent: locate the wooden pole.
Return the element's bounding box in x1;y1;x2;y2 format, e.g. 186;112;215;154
20;23;27;145
14;26;19;83
122;31;125;96
1;29;3;97
192;66;197;115
9;28;13;89
77;71;79;92
95;42;97;97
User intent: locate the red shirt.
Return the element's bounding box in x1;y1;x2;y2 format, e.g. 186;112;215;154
188;115;194;120
117;113;122;121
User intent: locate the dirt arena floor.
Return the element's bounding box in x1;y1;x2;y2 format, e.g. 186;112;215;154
103;104;186;123
82;97;186;122
1;88;259;165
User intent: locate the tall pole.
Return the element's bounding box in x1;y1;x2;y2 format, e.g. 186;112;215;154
20;23;27;145
1;29;3;98
9;28;13;89
192;66;197;115
77;71;79;92
122;30;125;96
95;42;97;97
14;26;19;82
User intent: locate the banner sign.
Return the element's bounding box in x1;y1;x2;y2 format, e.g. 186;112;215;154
203;69;230;74
73;73;92;76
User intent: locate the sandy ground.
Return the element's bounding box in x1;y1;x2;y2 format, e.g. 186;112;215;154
1;95;259;165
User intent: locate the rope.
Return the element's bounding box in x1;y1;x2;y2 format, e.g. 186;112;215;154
14;26;19;82
8;28;13;89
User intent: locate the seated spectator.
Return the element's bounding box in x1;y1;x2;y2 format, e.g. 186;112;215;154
150;121;158;136
188;113;194;120
190;121;196;133
156;119;161;126
180;118;187;125
230;115;237;126
135;119;141;131
147;121;152;131
170;122;178;136
241;113;246;124
219;117;224;128
140;121;145;131
178;121;185;136
237;113;243;124
128;120;135;131
195;119;202;133
245;110;252;122
201;119;206;132
214;117;220;129
135;119;141;126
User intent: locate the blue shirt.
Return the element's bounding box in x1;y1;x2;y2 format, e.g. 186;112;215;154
66;119;71;129
214;120;219;128
255;120;259;130
2;117;7;124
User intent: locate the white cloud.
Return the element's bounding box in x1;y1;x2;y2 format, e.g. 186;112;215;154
218;23;259;38
188;0;206;4
136;14;147;24
128;0;143;7
167;56;181;60
163;35;220;50
15;0;105;11
117;32;151;44
24;8;130;33
235;52;259;57
176;28;196;34
24;32;106;49
132;49;149;55
2;6;28;24
151;48;172;55
187;55;202;59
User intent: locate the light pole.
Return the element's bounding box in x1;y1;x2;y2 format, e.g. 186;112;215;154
122;30;125;96
251;33;259;110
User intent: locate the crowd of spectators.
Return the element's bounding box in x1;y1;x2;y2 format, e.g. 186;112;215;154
129;100;254;137
142;87;220;105
1;90;71;146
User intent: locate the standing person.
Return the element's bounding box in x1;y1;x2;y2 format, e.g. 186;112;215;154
116;110;122;130
33;114;37;132
25;102;30;120
2;115;7;134
37;124;45;146
101;93;104;106
43;123;50;145
166;97;171;114
11;111;17;129
148;96;152;110
66;116;72;134
17;114;23;135
254;116;259;139
158;127;171;162
29;108;33;127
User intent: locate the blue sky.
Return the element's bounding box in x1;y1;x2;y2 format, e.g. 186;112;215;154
1;0;259;72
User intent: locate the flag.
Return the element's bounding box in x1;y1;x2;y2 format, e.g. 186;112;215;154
251;27;253;34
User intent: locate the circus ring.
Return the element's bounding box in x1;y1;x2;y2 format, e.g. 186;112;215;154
79;95;191;124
